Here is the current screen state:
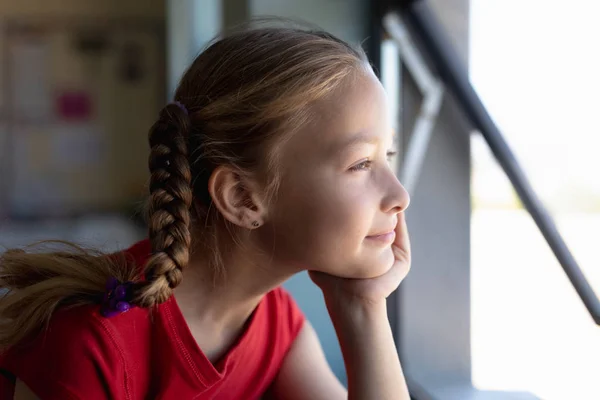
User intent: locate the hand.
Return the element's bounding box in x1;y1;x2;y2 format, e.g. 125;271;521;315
309;212;411;306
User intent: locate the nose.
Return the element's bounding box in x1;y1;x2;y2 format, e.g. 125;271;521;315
381;171;410;214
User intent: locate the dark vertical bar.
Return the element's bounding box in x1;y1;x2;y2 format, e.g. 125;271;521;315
366;0;385;78
395;0;600;324
223;0;251;29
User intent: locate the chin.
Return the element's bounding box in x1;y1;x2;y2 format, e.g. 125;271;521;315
346;246;396;279
308;245;395;279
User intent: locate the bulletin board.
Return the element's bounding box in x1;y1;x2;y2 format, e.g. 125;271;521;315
0;19;165;218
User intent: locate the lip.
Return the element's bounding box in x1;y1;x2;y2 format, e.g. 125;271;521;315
365;230;396;244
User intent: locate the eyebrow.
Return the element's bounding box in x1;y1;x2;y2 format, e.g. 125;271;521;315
334;129;399;153
336;132;380;151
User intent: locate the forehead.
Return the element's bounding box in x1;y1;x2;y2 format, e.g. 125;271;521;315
283;72;392;161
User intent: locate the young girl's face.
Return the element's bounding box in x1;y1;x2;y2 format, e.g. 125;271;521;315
260;70;410;279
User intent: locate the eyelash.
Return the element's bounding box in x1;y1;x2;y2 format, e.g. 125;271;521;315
349;151;398;172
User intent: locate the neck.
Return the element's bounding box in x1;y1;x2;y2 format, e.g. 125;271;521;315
172;238;295;361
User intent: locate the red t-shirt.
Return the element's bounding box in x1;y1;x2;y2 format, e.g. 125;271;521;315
0;240;305;400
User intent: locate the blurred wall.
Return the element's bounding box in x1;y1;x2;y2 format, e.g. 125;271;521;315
167;0;221;97
250;0;369;45
0;0;166;217
0;0;165;19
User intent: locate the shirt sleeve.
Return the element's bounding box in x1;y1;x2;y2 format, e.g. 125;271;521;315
0;306;130;400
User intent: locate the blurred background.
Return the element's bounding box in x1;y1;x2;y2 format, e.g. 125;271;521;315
469;1;600;399
0;1;598;399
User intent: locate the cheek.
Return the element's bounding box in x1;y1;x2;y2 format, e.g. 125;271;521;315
265;176;374;269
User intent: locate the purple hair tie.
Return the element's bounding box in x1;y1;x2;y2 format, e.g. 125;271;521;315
100;277;135;318
171;101;188;115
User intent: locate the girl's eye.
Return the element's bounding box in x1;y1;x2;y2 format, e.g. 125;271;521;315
349;151;398;172
349;160;372;172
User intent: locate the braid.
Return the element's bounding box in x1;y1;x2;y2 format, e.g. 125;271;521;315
134;103;193;308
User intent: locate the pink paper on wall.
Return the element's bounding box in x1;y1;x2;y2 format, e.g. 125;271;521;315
56;91;93;121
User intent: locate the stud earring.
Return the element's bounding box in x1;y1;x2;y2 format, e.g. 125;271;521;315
251;221;260;228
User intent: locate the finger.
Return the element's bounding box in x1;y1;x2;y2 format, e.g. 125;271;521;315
393;211;411;257
387;257;411;285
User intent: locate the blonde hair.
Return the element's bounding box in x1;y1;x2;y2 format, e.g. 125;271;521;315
0;21;368;350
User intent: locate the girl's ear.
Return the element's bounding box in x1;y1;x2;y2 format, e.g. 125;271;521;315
208;166;266;229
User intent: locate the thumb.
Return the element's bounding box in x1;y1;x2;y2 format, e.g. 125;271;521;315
392;212;411;263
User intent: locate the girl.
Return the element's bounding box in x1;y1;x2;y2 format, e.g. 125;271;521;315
0;22;411;400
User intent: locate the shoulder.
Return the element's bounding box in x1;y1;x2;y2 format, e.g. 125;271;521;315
2;302;120;367
1;303;148;400
1;239;155;400
265;286;304;315
260;286;306;343
17;238;154;367
118;239;151;267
